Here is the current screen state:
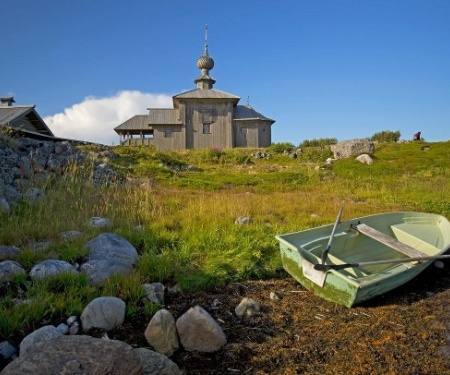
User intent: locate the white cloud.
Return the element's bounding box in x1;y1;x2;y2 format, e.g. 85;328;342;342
44;90;173;145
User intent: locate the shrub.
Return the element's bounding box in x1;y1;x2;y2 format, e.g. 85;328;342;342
299;138;337;148
370;130;401;143
267;142;295;153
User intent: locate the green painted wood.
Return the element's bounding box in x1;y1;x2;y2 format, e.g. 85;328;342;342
276;211;450;307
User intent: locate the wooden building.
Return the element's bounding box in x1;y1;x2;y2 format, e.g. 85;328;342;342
115;30;275;150
0;97;55;139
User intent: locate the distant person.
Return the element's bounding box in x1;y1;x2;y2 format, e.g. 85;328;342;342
413;131;421;141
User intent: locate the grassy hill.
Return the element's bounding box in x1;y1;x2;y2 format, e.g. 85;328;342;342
1;139;450;339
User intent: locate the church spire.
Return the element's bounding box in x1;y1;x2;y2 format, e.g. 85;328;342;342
195;24;216;89
204;24;209;56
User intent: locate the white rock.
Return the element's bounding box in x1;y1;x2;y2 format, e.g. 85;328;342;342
235;297;261;317
355;154;374;165
270;292;281;300
81;296;126;331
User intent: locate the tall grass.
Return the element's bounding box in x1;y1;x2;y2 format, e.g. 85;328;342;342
1;140;450;340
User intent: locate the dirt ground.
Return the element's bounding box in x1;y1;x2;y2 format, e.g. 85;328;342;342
107;263;450;375
2;265;449;374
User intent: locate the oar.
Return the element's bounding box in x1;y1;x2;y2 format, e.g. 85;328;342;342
314;254;450;272
321;207;344;265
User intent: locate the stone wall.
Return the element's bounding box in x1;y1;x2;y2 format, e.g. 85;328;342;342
0;136;119;213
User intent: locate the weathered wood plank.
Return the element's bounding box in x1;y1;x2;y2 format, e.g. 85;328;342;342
356;223;425;258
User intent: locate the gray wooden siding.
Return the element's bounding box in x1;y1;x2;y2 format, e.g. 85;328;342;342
234;121;272;148
189;101;234;149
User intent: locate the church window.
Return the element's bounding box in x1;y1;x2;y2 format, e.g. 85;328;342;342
164;128;173;138
203;124;211;134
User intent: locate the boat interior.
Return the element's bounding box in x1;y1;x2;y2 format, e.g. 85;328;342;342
300;219;444;279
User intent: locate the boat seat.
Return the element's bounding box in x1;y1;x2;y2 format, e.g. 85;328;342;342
391;224;440;256
356;223;425;258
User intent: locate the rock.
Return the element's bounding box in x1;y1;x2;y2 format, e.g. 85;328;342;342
81;233;138;286
29;241;51;251
23;187;44;204
0;341;17;360
143;283;165;304
235;216;251;225
3;335;142;375
0;260;26;282
60;230;84;241
0;197;10;213
355;153;374;165
85;233;138;268
56;323;69;335
29;259;78;279
87;216;112;228
0;245;20;260
19;325;64;356
331;139;374;159
145;309;179;356
176;305;227;352
235;297;261;317
434;260;444;269
135;347;182;375
81;296;126;331
67;316;78;326
270;292;281;300
80;259;132;287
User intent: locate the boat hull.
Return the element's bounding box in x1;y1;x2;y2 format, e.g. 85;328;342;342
276;212;450;307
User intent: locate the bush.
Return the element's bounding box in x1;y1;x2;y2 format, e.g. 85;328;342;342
370;130;401;143
299;138;337;148
267;142;295;153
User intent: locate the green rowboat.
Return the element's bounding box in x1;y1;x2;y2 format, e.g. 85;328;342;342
275;211;450;307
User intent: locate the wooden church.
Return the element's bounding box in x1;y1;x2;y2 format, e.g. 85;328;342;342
114;28;275;150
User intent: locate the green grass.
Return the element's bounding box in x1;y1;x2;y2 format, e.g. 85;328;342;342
1;139;450;341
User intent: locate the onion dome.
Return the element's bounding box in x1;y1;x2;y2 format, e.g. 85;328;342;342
197;53;214;70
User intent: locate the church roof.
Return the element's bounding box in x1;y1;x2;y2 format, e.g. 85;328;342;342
173;88;240;101
233;105;275;123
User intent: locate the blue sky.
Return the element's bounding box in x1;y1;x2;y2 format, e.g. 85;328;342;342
2;0;450;145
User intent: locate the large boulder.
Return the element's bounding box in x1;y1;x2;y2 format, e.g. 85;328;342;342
3;335;142;375
176;306;227;352
81;233;138;286
331;139;374;159
80;296;126;331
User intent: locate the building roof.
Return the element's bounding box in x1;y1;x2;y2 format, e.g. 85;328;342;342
148;109;183;125
114;115;149;132
0;105;54;136
173;88;240;101
233;105;275;123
